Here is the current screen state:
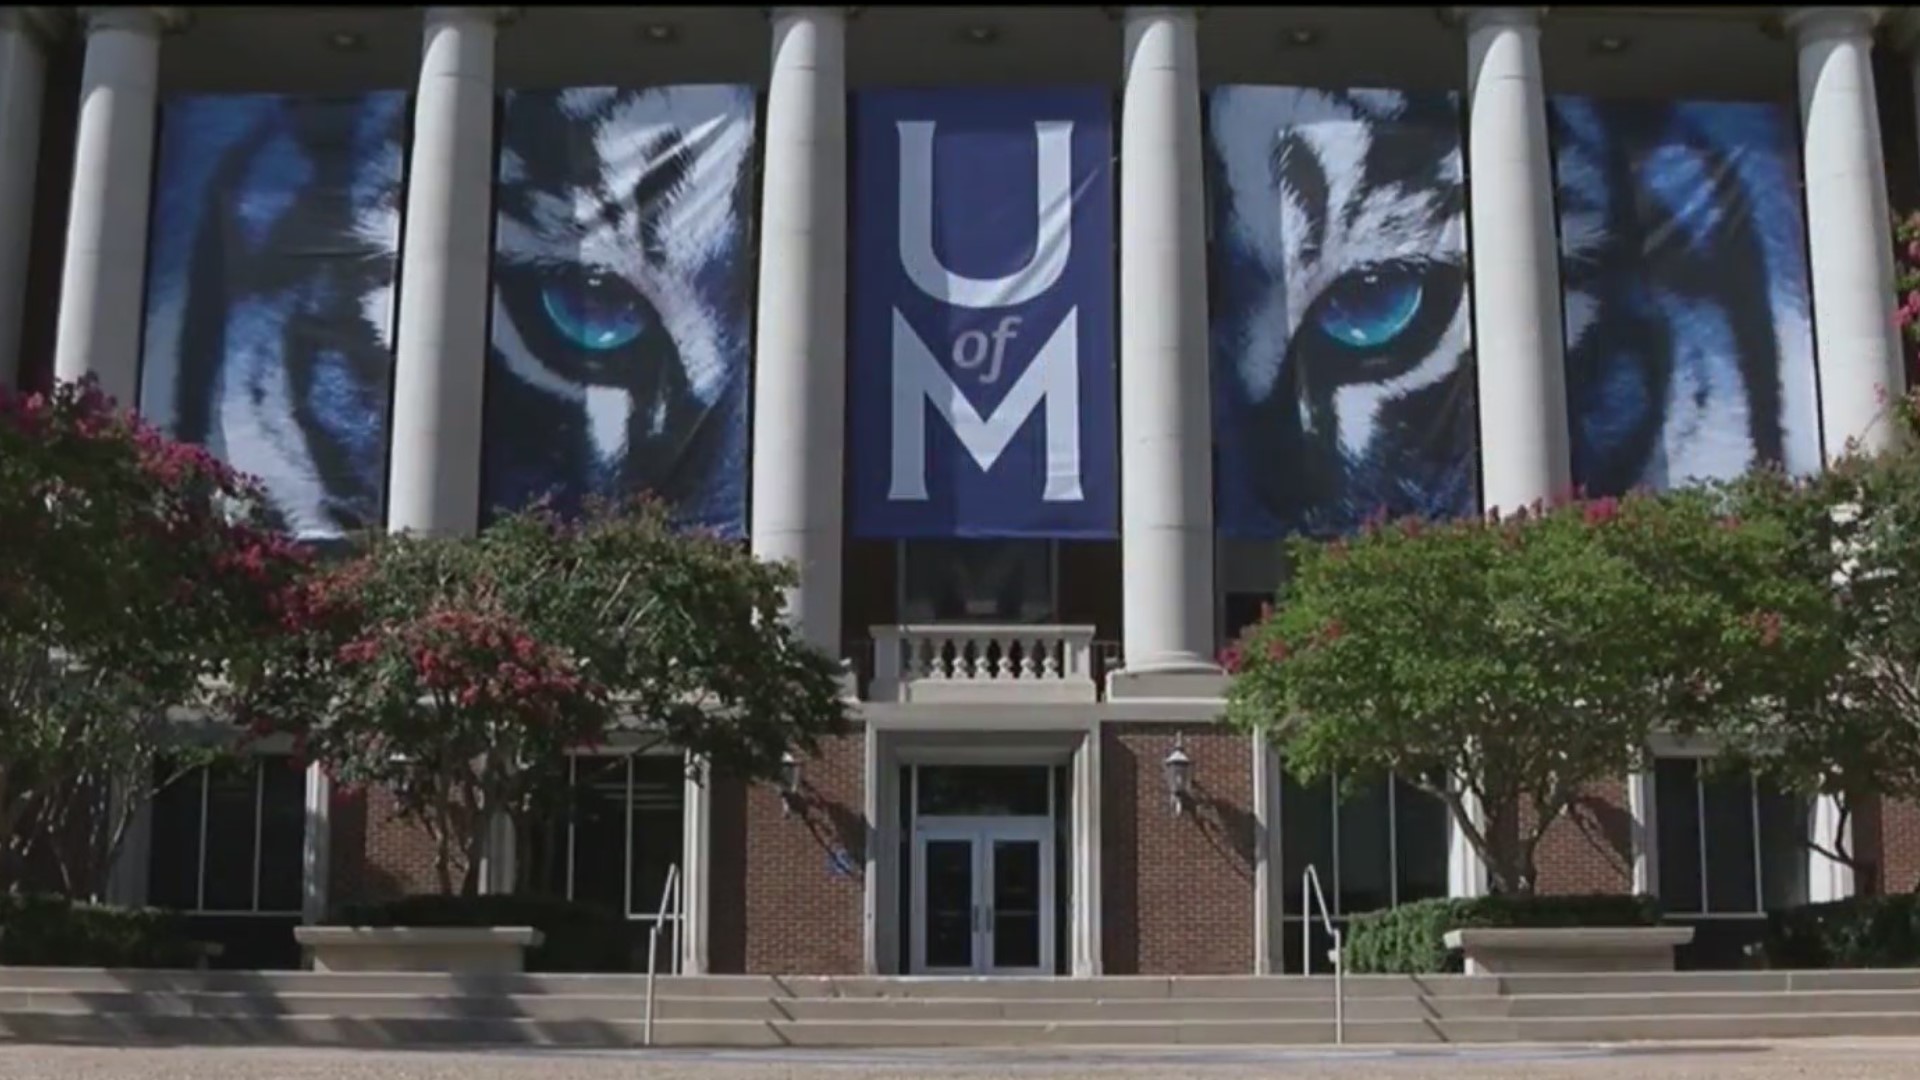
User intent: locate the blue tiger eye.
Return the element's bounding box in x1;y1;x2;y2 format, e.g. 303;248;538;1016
1315;268;1425;350
540;272;646;351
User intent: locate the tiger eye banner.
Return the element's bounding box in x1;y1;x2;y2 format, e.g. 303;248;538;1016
848;88;1118;539
484;86;757;537
1207;87;1478;540
1549;98;1819;495
139;92;408;543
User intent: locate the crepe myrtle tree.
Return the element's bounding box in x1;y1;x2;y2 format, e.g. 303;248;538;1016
238;496;851;897
1223;489;1833;896
1706;390;1920;892
0;376;309;899
1895;211;1920;387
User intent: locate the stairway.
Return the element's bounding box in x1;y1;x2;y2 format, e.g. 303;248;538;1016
2;969;1919;1048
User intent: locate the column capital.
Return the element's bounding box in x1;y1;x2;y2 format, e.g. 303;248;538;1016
422;6;519;29
1449;7;1548;32
1783;7;1883;44
77;7;189;36
1104;7;1206;24
764;7;858;24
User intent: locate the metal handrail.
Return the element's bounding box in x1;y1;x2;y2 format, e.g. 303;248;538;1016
642;863;682;1048
1301;864;1345;1045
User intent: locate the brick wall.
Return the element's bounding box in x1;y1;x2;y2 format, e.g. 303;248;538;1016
1526;778;1636;896
330;785;447;905
1101;723;1255;975
707;733;867;974
1878;795;1920;895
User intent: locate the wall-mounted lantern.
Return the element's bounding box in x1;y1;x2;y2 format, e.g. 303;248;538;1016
1164;737;1194;817
780;751;804;817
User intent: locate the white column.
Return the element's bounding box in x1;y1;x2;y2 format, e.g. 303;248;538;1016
1792;7;1905;459
1808;794;1854;902
1071;723;1103;975
0;8;49;389
679;759;712;974
103;780;153;907
1116;6;1217;683
750;7;848;656
1627;768;1657;896
1250;732;1273;974
52;7;170;406
301;762;331;923
386;7;504;537
1460;6;1571;512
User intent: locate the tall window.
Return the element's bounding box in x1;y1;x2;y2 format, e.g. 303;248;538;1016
901;540;1055;623
525;754;685;921
147;757;306;914
1654;758;1808;916
1278;762;1450;918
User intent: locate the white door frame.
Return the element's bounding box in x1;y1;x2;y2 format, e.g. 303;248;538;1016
910;814;1056;975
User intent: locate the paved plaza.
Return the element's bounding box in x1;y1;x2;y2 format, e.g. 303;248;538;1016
4;1041;1920;1080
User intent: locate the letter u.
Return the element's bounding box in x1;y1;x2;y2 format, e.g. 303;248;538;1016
896;119;1074;309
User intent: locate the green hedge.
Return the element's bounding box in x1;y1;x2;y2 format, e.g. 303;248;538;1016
0;894;202;968
1343;894;1662;974
332;894;642;973
1762;895;1920;969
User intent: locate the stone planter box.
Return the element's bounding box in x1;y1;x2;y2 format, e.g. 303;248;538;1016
1443;926;1696;975
294;926;544;974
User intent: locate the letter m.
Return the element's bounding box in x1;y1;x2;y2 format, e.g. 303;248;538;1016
889;309;1083;503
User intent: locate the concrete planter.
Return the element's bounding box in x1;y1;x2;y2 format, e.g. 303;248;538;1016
294;926;544;974
1443;926;1696;975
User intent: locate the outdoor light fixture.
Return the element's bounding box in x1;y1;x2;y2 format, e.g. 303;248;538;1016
327;30;365;51
780;751;803;816
1281;26;1320;47
1590;34;1630;55
1163;738;1194;817
639;22;678;44
959;24;1000;45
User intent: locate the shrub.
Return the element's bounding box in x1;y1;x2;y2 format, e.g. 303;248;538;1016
1762;895;1920;970
332;893;642;973
1343;894;1661;974
0;894;201;968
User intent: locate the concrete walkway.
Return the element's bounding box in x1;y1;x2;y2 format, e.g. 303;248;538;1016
3;1041;1920;1079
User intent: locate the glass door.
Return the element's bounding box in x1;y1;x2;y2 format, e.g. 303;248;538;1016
984;825;1052;975
912;827;980;974
911;818;1054;975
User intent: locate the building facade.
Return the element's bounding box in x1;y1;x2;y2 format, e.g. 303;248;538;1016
4;4;1920;975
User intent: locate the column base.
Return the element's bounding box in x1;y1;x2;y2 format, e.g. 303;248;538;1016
1106;662;1227;702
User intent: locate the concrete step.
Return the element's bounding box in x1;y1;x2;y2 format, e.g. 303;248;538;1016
0;1011;1431;1047
5;1008;1920;1049
9;986;1918;1024
1491;970;1920;995
5;967;1919;1000
0;989;1489;1024
0;969;1484;1000
1489;989;1920;1019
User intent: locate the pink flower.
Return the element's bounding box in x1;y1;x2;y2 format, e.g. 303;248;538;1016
1218;644;1245;674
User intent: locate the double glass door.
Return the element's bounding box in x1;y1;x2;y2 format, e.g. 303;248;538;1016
911;817;1054;975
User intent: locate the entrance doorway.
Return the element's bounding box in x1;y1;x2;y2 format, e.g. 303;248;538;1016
904;764;1061;975
912;818;1054;974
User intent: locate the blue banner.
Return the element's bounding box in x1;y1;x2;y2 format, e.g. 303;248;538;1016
483;86;756;536
1549;98;1819;495
140;92;408;543
1208;86;1478;539
849;89;1117;539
